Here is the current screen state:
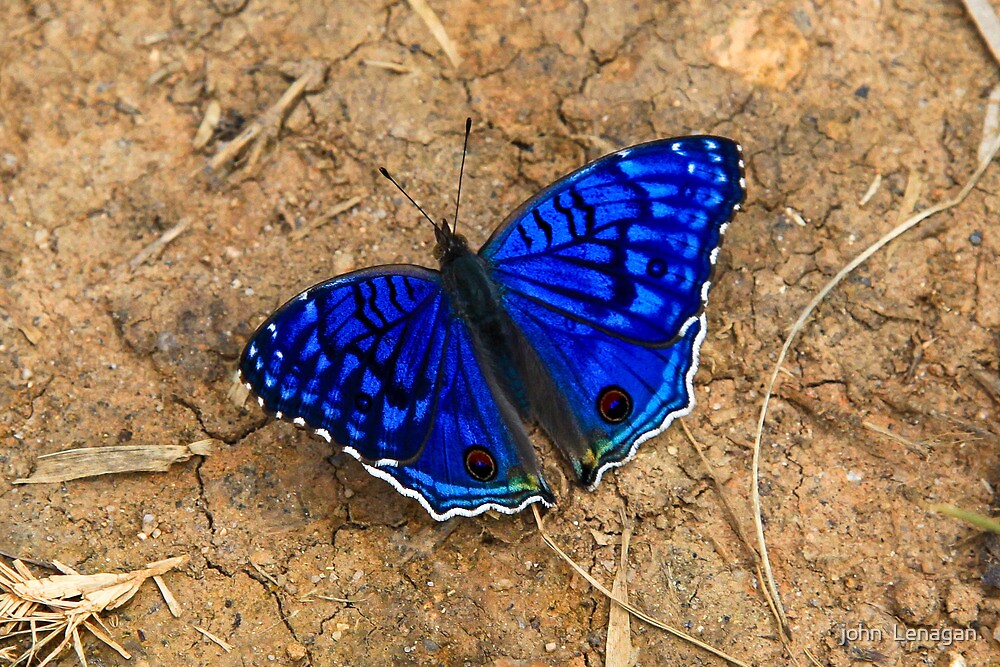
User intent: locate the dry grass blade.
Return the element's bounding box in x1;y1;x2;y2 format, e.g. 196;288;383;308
749;135;1000;651
979;85;1000;162
928;503;1000;533
289;195;365;241
861;420;930;458
0;555;188;666
14;441;216;484
531;506;750;667
362;59;414;74
859;173;881;207
228;371;252;407
128;218;191;269
193;624;233;652
192;99;222;150
406;0;462;68
605;514;633;667
962;0;1000;66
152;575;183;617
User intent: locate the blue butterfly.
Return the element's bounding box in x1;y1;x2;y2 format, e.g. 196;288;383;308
239;134;745;520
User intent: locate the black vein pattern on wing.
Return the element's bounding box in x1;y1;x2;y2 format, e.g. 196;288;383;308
489;164;736;347
306;273;450;467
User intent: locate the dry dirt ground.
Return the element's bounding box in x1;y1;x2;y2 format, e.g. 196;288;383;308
2;1;999;666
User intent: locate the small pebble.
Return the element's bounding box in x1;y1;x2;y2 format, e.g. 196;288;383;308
969;230;983;246
492;579;514;591
545;642;557;652
286;642;307;661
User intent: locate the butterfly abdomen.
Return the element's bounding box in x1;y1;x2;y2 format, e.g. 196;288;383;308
440;242;600;483
441;249;528;408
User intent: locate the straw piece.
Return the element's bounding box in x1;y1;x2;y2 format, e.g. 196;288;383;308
962;0;1000;66
406;0;462;68
859;173;881;207
605;518;633;667
362;59;414;73
14;441;217;484
193;100;222;150
152;575;183;617
981;85;1000;163
0;555;187;665
129;218;191;269
193;625;233;652
289;196;364;241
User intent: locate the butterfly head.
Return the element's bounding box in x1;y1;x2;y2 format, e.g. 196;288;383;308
432;220;470;263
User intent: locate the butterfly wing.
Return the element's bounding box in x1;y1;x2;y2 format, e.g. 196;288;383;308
480;136;745;486
239;267;553;519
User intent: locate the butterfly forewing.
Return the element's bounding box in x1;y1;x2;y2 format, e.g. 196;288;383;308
480;136;745;484
239;267;553;519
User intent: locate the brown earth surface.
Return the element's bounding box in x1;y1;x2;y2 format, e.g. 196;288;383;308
2;1;999;666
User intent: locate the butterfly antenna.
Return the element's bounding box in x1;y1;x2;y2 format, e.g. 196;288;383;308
453;117;473;232
379;167;440;232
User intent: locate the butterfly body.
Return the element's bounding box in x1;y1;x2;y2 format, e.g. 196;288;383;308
240;136;746;520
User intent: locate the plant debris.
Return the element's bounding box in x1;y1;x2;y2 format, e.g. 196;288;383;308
0;555;188;666
14;441;216;484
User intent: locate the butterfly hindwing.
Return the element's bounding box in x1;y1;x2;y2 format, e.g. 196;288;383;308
239;267;553;519
481;136;745;483
504;287;706;487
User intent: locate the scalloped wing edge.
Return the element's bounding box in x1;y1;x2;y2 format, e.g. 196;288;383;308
587;139;745;489
585;312;707;491
239;377;555;520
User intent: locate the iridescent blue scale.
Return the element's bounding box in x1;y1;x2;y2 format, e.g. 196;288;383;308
240;135;745;520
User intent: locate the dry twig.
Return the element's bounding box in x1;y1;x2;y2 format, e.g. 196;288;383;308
192;625;233;652
749;135;1000;653
289;196;365;241
532;506;749;667
128;218;191;269
203;66;324;175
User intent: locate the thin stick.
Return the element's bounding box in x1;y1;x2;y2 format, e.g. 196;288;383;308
128;219;190;269
749;134;1000;642
289;196;364;241
203;68;321;174
192;625;233;652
